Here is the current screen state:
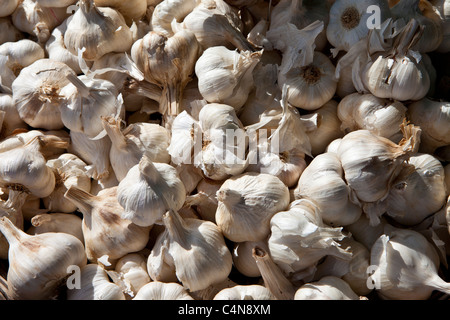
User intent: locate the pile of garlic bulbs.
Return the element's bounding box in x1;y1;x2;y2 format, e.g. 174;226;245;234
0;0;449;301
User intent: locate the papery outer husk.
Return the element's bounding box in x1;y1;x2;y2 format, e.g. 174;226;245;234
114;252;151;297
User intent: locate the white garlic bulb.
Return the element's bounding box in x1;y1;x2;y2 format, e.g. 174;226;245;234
294;152;363;227
94;0;148;25
294;276;361;300
384;153;447;226
213;285;276;300
0;0;20;18
147;209;233;292
150;0;200;37
232;240;269;278
195;46;262;112
0;94;27;138
43;153;92;213
0;17;24;45
64;0;133;61
326;0;392;54
268;199;352;281
27;213;84;245
0;216;87;300
102;117;171;181
216;172;290;242
370;226;450;299
133;281;194;300
114;252;151;297
12;58;76;130
64;186;151;266
66;264;126;300
344;214;388;250
117;154;186;227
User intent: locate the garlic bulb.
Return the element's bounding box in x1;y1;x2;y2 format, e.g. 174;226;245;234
27;213;84;245
66;264;126;300
384;153;447;226
147;209;233;292
362;19;431;101
43;153;92;213
232;240;269;278
216;172;290;242
390;0;444;52
407;98;450;154
370;226;450;299
303;100;345;156
12;58;76;130
59;74;125;139
337;93;408;143
131;29;201;125
195;46;262;112
294;276;361;300
0;190;27;260
0;216;87;300
114;252;151;297
336;123;421;225
0;39;45;91
102;117;171;181
213;285;276;300
11;0;69;44
36;0;78;7
268;199;352;281
326;0;392;54
344;214;388;250
294;152;363;227
184;177;221;222
0;94;27;138
64;0;133;61
0;0;20;18
175;163;204;195
133;281;194;300
64;186;151;266
0;17;24;45
68;131;112;180
117;154;186;227
150;0;200;37
45;19;83;75
94;0;148;25
176;0;255;51
0;136;57;198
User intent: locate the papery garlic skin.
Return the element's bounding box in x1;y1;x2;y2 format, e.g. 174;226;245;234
66;264;126;300
213;285;276;300
0;94;27;138
115;253;151;297
27;213;84;245
150;0;200;37
216;172;290;242
133;281;194;300
294;276;361;300
94;0;148;25
0;217;87;300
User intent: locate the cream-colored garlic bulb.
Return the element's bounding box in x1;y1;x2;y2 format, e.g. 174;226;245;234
43;153;92;213
68;131;112;181
0;216;87;300
11;0;69;44
133;281;194;300
362;19;431;101
0;94;27;138
232;240;269;278
294;276;361;300
0;137;57;199
94;0;147;25
195;46;262;113
174;163;203;196
12;58;76;130
102;117;171;181
35;0;77;7
336;123;421;225
89;167;119;195
45;19;83;75
213;284;276;300
117;154;186;227
326;0;392;54
184;178;221;222
0;190;27;260
0;39;45;91
59;74;125;140
294;152;363;227
64;186;151;266
64;0;133;61
27;213;83;244
384;153;447;226
150;0;200;37
0;18;24;45
147;209;233;292
303;100;345;156
337;93;408;143
344;214;388;250
268;199;352;281
407;98;450;154
216;172;290;242
370;226;450;299
66;264;126;300
390;0;443;52
0;0;20;17
131;29;201;125
114;252;151;297
175;0;255;51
